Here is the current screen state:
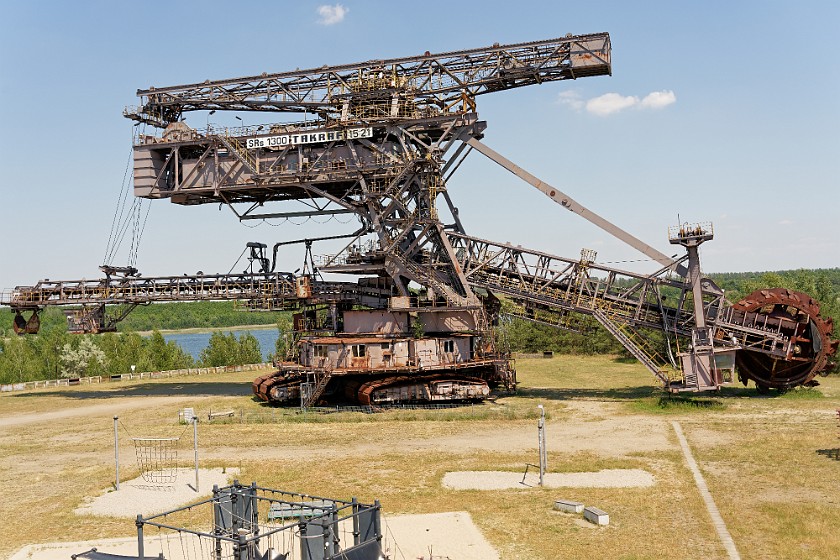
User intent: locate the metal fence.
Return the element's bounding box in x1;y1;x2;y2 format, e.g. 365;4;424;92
205;402;490;424
0;362;272;393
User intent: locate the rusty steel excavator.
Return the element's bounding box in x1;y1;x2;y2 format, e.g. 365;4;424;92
3;33;836;405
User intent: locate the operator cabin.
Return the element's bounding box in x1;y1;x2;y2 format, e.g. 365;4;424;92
296;309;475;371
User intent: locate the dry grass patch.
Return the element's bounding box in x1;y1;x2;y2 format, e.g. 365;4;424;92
2;357;839;559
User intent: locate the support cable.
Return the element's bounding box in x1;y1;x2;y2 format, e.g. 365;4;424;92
227;246;249;275
128;199;152;268
103;148;135;265
106;198;141;264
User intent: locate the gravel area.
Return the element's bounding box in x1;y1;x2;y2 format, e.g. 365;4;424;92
74;467;239;518
442;468;655;490
382;511;499;560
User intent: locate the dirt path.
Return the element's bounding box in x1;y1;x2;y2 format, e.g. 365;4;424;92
202;413;672;463
1;391;674;459
0;396;191;429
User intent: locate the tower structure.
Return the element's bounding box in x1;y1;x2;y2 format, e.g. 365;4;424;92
3;33;835;399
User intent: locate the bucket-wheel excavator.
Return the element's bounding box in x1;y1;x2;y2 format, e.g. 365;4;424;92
3;33;835;404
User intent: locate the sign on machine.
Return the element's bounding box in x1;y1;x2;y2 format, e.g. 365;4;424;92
245;126;373;149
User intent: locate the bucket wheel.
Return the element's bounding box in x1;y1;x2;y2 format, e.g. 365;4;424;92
732;288;837;390
12;310;41;335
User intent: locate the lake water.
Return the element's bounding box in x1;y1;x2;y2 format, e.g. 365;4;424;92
162;328;279;361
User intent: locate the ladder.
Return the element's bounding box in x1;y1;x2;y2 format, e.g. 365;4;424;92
592;309;672;386
301;369;333;409
218;134;259;175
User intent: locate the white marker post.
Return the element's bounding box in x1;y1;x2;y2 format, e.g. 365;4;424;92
114;415;120;490
537;405;546;486
193;416;199;492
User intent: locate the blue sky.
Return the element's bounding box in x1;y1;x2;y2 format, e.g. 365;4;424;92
1;1;838;291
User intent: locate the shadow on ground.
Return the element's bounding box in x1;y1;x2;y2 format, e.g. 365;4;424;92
517;384;777;402
10;381;252;400
516;386;659;401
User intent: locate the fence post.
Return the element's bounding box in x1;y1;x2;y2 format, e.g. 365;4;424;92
136;514;145;560
193;416;199;492
114;416;120;490
537;405;546;486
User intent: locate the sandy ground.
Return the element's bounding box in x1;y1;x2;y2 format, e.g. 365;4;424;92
0;394;671;459
383;512;499;560
2;390;669;560
203;407;672;464
9;511;496;560
442;468;656;490
0;397;193;429
74;468;239;518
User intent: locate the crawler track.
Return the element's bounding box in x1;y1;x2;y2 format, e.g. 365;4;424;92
252;369;493;406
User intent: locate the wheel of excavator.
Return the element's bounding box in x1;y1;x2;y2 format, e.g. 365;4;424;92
733;288;838;390
12;312;27;335
12;311;41;335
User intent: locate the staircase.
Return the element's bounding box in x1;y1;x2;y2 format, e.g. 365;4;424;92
388;253;473;308
301;369;333;409
218;134;259;175
592;309;672;386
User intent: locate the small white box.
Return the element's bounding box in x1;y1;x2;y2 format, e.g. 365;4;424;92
554;500;584;514
583;506;609;526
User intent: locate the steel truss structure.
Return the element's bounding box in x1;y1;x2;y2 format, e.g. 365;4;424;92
3;32;836;393
125;34;611;126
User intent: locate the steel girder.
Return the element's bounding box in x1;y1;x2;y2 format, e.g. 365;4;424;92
125;34;611;127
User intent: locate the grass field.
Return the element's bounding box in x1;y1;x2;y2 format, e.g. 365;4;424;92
1;355;838;559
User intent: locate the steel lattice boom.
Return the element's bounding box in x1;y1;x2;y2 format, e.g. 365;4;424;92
445;231;836;388
4;32;835;398
125;33;610;127
3;273;392;334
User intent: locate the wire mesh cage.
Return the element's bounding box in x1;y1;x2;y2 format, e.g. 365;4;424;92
132;437;179;484
136;482;383;560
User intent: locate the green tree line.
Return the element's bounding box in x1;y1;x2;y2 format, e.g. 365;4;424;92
0;301;290;336
710;268;840;323
0;326;271;385
119;301;289;332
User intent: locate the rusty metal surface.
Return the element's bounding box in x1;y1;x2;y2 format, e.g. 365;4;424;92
0;272;394;335
251;350;510;406
448;232;837;390
7;32;835;399
732;288;838;389
125;34;610;127
356;374;490;406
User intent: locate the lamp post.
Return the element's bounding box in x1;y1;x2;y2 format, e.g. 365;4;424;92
537;405;546;486
114;416;120;490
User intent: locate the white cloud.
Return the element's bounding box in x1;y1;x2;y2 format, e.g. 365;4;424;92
586;93;639;116
556;90;584;111
559;89;677;116
640;90;677;109
317;4;348;25
778;219;794;225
